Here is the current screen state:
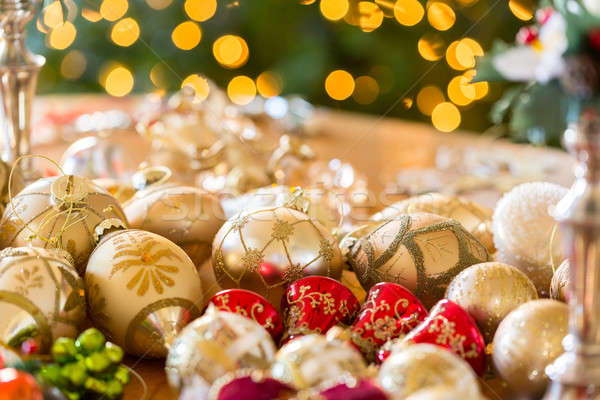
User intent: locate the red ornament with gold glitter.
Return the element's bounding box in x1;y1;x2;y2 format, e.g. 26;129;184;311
350;282;428;361
401;299;486;375
281;276;360;343
208;289;284;341
0;369;43;400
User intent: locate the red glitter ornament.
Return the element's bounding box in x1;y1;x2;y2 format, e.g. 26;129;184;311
318;379;389;400
208;370;295;400
0;369;43;400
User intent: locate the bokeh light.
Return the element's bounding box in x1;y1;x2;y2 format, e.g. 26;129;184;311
43;1;64;29
103;65;134;97
320;0;349;21
182;74;211;101
185;0;217;21
447;75;475;106
416;85;444;115
393;0;424;26
49;22;77;50
172;21;202;50
464;69;489;100
150;64;168;88
431;101;461;132
227;75;256;105
81;8;102;22
111;17;140;47
455;38;483;69
100;0;129;22
509;0;533;20
256;71;283;98
358;2;384;32
374;0;395;17
353;75;379;104
325;70;355;100
427;1;455;31
213;35;249;68
301;0;317;4
60;50;87;80
146;0;173;10
417;33;444;61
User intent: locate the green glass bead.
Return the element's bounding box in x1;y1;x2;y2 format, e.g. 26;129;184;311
114;365;130;385
105;379;124;399
63;390;82;400
62;360;88;386
104;342;124;364
84;377;107;394
84;352;112;373
51;337;77;364
40;364;68;387
75;328;105;354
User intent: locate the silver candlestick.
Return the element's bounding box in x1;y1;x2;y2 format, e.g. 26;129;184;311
0;0;44;180
545;108;600;399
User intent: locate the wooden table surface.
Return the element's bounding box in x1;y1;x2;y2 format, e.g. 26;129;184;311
30;95;573;400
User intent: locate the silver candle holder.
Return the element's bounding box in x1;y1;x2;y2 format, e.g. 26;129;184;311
0;0;44;180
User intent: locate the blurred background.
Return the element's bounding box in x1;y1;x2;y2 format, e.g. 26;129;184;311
28;0;538;139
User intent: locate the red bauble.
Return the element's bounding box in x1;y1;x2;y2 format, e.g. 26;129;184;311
0;369;43;400
209;371;295;400
516;26;538;45
318;380;389;400
350;282;428;361
401;299;486;375
281;276;360;343
208;289;284;341
588;29;600;52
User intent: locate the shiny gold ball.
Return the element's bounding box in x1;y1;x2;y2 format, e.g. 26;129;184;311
348;212;489;308
550;259;569;302
166;307;277;389
212;206;343;307
271;334;367;389
377;343;483;398
492;299;568;398
446;261;538;342
0;247;85;352
124;185;224;266
0;175;126;274
372;193;495;253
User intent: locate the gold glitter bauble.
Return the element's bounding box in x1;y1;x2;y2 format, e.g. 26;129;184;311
0;176;126;274
372;193;494;253
0;160;25;215
377;343;483;398
446;261;538;342
165;307;277;389
92;178;136;204
271;334;367;390
492;299;568;397
347;212;489;308
85;229;203;358
0;247;85;352
550;259;569;302
212;206;343;307
124;185;224;266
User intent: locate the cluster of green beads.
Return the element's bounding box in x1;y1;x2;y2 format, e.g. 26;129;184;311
40;328;130;400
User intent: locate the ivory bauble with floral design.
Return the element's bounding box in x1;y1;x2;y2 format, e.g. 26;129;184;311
0;247;85;353
347;213;489;309
85;229;202;358
124;185;224;266
212;206;343;307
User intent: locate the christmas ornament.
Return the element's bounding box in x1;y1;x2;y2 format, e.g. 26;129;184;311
207;369;296;400
197;258;221;307
92;178;135;204
492;181;568;295
212;206;343;307
492;299;568;397
124;185;224;266
403;386;478;400
281;276;360;343
208;289;283;341
0;175;127;273
445;261;538;342
271;334;367;390
550;259;569;302
0;160;25;216
0;247;85;353
313;379;389;400
349;282;428;361
377;343;483;399
371;193;495;253
341;270;367;303
0;368;43;400
401;299;486;375
85;224;202;358
165;307;277;390
347;212;489;308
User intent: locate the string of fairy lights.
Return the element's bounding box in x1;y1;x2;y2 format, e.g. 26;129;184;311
37;0;534;132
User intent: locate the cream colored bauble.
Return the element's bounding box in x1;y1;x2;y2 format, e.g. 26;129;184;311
165;307;276;389
405;386;487;400
377;343;483;399
372;193;495;253
492;299;568;398
0;175;127;274
0;247;85;352
85;228;202;358
550;259;569;302
347;212;489;308
124;185;224;266
271;334;367;390
492;181;568;296
445;261;538;342
92;178;135;204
